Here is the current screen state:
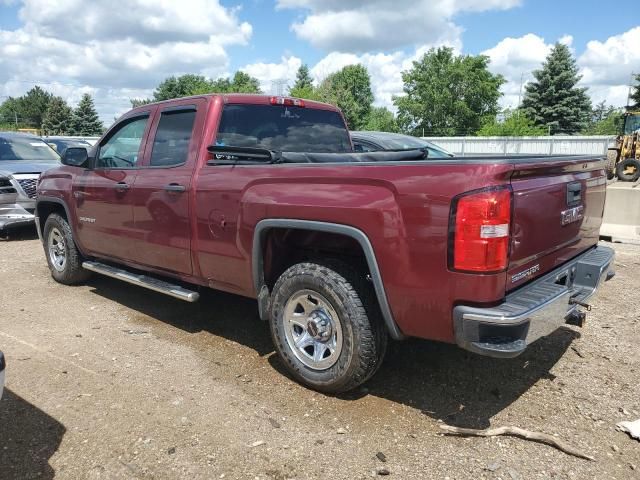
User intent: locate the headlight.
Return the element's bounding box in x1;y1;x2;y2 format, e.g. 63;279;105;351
0;176;17;196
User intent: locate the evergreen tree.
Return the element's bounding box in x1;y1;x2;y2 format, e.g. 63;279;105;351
20;86;53;129
42;96;73;135
630;73;640;109
292;64;314;91
394;47;504;136
521;43;592;135
72;94;103;135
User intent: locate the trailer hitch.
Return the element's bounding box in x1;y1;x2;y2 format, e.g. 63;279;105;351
569;298;592;311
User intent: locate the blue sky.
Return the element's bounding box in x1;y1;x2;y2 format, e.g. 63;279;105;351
220;0;640;70
1;0;638;122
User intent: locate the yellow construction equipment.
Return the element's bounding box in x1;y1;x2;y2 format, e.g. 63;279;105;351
608;110;640;182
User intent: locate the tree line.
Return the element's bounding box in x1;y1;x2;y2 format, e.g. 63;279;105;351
0;87;103;136
134;44;639;137
3;43;637;138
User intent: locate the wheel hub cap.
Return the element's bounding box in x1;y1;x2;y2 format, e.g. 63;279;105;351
48;227;67;272
283;290;343;371
306;310;333;341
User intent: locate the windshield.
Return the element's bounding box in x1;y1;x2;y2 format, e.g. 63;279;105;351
376;135;452;158
216;105;352;153
0;136;60;161
624;113;640;135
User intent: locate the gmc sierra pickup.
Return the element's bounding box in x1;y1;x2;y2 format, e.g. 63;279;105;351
36;94;615;393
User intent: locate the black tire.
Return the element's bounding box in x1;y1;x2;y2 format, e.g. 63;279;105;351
43;213;91;285
270;261;388;393
606;149;618;180
616;158;640;182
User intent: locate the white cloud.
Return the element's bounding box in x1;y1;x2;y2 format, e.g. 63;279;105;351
558;35;573;47
482;29;640;109
481;34;553;107
0;0;252;123
578;27;640;87
311;51;407;109
277;0;520;52
242;56;303;94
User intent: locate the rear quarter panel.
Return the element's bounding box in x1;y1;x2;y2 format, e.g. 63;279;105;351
194;160;514;342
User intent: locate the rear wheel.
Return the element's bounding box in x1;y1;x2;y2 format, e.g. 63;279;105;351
43;213;91;285
616;158;640;182
269;261;387;393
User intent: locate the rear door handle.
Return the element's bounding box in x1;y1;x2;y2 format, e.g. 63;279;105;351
164;183;186;193
114;182;129;192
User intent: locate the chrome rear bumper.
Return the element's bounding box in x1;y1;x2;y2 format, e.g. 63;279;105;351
454;246;615;358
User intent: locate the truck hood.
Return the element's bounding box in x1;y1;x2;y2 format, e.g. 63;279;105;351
0;160;60;175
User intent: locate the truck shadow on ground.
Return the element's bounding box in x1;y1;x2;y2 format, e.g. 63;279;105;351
0;389;66;480
87;276;579;430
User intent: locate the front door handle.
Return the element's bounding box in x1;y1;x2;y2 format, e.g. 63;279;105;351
164;183;186;193
114;182;129;192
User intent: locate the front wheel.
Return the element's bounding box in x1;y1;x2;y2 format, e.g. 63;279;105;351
43;213;91;285
269;262;387;393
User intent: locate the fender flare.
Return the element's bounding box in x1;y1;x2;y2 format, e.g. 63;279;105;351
36;196;74;239
252;219;405;340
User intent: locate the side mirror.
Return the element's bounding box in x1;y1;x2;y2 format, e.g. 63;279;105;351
62;147;89;168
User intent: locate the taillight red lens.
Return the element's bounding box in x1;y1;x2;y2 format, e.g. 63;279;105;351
451;188;512;272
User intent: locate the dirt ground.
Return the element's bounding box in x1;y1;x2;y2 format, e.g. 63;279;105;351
0;229;639;480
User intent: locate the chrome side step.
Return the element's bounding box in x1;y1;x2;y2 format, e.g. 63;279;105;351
82;261;200;302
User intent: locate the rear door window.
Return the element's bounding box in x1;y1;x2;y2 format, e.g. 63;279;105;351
149;108;197;167
216;104;352;153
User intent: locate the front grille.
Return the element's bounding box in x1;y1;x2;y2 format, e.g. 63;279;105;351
17;178;38;199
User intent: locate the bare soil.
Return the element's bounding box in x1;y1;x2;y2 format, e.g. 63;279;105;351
1;229;639;479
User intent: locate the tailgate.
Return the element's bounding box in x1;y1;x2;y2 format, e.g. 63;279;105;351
507;155;607;290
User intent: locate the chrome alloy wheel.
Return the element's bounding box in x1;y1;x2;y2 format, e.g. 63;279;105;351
48;227;67;272
283;289;343;370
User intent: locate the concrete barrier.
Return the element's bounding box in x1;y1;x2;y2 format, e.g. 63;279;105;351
600;181;640;245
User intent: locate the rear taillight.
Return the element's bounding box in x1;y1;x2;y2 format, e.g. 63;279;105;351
270;96;305;107
450;187;512;273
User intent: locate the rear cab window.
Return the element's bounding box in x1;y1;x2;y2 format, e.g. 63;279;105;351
216;104;352;153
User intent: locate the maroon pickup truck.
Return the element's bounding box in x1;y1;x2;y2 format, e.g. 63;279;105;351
36;94;615;393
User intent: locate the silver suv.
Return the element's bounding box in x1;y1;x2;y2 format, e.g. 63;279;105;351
0;132;60;236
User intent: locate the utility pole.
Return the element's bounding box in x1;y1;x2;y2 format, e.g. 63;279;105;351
14;111;18;130
627;72;636;108
517;72;525;109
